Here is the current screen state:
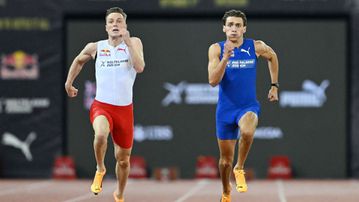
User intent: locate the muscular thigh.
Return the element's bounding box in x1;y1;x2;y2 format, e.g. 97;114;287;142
90;100;113;135
238;112;258;133
93;115;111;135
111;104;134;149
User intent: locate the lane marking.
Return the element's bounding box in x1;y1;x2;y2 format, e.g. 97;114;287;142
63;182;118;202
276;180;287;202
174;179;208;202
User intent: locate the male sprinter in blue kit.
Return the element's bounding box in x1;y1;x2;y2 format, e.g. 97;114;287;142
208;10;279;202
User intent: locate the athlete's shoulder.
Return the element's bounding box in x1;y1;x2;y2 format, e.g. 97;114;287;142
253;40;268;52
130;37;142;44
253;39;276;58
83;42;97;54
210;42;220;48
130;36;141;41
253;39;266;47
84;41;97;47
209;41;225;50
83;41;101;60
129;37;143;49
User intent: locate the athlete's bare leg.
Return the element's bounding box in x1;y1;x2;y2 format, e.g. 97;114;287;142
235;112;258;170
113;144;132;200
218;139;236;195
232;112;257;193
92;115;110;173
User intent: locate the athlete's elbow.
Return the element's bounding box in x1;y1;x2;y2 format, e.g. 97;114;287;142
135;65;144;73
269;51;278;62
72;57;84;71
134;60;145;73
74;56;84;66
209;78;219;87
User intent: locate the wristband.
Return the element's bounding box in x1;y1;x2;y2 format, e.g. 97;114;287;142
271;83;279;88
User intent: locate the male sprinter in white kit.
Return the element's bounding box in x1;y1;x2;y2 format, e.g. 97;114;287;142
65;7;144;202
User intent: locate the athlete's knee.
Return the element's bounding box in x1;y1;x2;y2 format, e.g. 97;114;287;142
115;151;130;167
241;128;255;140
94;131;108;144
117;158;130;169
219;157;233;168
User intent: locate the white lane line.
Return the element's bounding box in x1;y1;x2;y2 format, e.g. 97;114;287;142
173;179;209;202
276;180;287;202
63;181;119;202
0;181;52;196
63;193;96;202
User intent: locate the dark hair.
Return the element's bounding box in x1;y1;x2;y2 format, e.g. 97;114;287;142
222;9;247;26
105;7;127;20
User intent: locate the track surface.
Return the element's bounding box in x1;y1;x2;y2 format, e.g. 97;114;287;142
0;179;358;202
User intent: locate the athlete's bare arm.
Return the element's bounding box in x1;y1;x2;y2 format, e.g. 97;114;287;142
255;40;279;102
65;42;97;97
119;29;145;73
208;41;234;87
128;37;145;73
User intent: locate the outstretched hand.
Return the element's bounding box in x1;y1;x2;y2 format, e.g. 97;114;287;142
65;84;78;97
268;87;279;102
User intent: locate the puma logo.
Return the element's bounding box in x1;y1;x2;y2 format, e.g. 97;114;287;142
118;47;127;54
240;47;251;56
2;132;37;161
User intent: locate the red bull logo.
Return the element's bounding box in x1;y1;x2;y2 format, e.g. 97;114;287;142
99;49;111;56
1;50;39;79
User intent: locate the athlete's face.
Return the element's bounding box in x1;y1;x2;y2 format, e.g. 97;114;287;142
105;13;127;37
223;17;246;41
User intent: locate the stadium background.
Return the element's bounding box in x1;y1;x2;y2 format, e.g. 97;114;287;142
0;0;358;180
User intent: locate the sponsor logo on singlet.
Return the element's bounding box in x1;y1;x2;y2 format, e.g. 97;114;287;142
100;59;129;68
227;59;255;69
99;49;111;56
240;47;251;56
118;47;127;54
